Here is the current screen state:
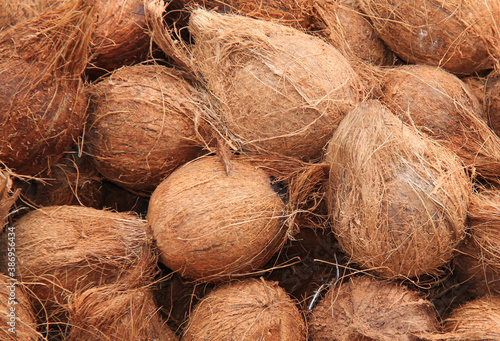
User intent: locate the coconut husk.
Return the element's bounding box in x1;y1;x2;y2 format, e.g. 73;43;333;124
309;275;440;340
85;63;207;194
462;74;487;117
67;284;178;340
147;155;288;282
188;9;364;161
0;205;157;321
326;100;470;279
0;274;40;340
0;0;58;28
183;278;306;340
0;170;20;232
358;0;500;75
485;70;500;137
0;0;94;176
380;64;500;185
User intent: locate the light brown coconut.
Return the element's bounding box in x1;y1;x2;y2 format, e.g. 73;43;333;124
85;63;207;193
309;276;439;340
183;278;306;340
189;9;364;161
441;295;500;340
380;64;500;185
485;70;500;137
68;284;178;341
0;274;40;340
0;0;93;176
147;155;288;282
326;100;470;279
0;205;157;320
358;0;500;75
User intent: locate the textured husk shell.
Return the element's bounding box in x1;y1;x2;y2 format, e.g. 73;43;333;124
189;9;364;161
85;63;206;193
0;170;20;231
0;274;40;340
147;155;287;282
485;70;500;137
462;75;487;116
68;284;178;341
0;0;92;176
0;0;57;28
325;100;470;278
358;0;500;75
308;276;439;341
183;278;306;340
380;64;500;185
0;205;156;320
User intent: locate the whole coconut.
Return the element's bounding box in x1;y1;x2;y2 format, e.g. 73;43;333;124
358;0;500;75
309;276;439;340
0;0;93;176
189;9;364;161
380;64;500;185
147;155;287;282
85;64;206;193
326;100;470;278
183;278;306;340
0;205;156;320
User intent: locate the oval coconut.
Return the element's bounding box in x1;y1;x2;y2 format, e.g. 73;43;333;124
0;274;39;340
0;205;156;320
358;0;500;75
85;63;206;193
189;9;364;161
485;70;500;137
441;295;500;340
326;100;470;278
68;284;178;341
380;64;500;185
183;278;306;340
309;276;439;340
0;0;92;176
147;155;287;282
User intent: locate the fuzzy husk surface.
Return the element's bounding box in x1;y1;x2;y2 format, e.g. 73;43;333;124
189;9;364;161
85;63;206;193
326;100;470;279
183;278;306;340
358;0;500;75
147;155;287;282
68;284;178;341
0;0;58;28
485;70;500;137
308;275;439;341
380;64;500;185
0;205;156;320
0;170;20;231
0;0;93;176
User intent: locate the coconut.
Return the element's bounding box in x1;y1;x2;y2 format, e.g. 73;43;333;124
0;0;93;176
380;64;500;184
309;276;439;340
0;274;40;340
358;0;500;75
189;9;364;161
326;100;470;279
0;205;156;320
485;70;500;137
68;284;178;340
85;63;207;193
183;278;306;340
147;155;287;282
441;295;500;340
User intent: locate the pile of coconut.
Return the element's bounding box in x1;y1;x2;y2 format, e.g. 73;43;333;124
2;0;500;339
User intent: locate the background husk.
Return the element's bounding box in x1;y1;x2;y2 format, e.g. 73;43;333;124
326;100;470;279
182;278;306;340
485;69;500;137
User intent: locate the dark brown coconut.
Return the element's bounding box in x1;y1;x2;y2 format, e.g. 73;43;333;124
0;205;156;320
441;295;500;340
309;276;439;340
147;155;287;282
358;0;500;75
183;278;306;340
485;70;500;137
380;64;500;185
0;274;39;340
0;0;93;176
189;9;364;161
326;100;470;278
85;64;206;193
68;284;178;341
